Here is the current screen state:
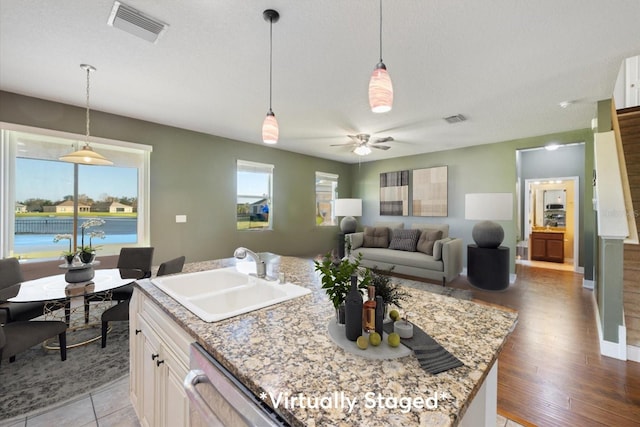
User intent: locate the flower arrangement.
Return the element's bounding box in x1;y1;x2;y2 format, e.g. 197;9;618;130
79;218;106;263
53;233;75;264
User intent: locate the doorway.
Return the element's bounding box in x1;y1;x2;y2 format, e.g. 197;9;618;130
519;177;580;272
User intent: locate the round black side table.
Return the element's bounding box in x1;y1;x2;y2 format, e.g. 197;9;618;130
467;244;509;291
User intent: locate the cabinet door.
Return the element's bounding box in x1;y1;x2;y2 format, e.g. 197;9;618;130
129;293;143;416
162;349;190;427
530;236;547;260
546;239;564;262
139;317;161;427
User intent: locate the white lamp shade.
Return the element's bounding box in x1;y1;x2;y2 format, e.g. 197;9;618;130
465;193;513;220
368;64;393;113
262;112;279;144
334;198;362;217
59;144;113;166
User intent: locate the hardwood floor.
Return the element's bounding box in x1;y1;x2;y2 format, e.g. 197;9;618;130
444;265;640;427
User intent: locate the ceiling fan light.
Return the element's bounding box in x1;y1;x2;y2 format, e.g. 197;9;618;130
369;62;393;113
262;110;279;144
59;144;114;165
354;145;372;156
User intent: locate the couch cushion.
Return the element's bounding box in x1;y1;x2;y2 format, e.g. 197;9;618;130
388;229;420;252
433;237;453;260
363;227;390;248
354;248;444;272
416;229;443;255
411;223;449;238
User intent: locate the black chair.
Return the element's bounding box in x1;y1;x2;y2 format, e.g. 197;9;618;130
0;320;67;365
156;256;186;276
101;255;184;348
0;257;46;324
84;247;154;323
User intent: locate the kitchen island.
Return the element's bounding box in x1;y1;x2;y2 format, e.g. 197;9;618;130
131;256;517;426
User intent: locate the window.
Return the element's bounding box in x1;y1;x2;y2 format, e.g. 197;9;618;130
315;172;338;226
0;124;151;260
237;160;273;230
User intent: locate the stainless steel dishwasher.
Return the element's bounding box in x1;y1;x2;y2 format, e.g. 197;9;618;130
184;343;289;427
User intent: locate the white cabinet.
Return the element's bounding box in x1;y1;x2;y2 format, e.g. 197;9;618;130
130;288;193;427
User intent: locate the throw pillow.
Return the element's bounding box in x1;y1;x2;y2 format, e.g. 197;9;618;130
416;229;443;255
388;229;421;252
363;226;390;248
433;237;453;260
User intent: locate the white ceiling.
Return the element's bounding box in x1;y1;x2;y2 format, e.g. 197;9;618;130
1;0;639;164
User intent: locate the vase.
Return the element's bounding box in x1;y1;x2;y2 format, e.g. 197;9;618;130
79;251;96;264
64;254;76;266
335;303;346;325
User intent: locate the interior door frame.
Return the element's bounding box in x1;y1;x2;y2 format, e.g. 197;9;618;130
524;176;580;272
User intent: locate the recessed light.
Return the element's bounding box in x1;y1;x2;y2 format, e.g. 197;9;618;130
559;101;573;109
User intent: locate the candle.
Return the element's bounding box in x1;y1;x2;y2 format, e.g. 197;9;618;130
394;320;414;339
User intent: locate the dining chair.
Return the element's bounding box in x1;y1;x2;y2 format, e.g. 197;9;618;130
0;257;46;324
84;247;154;323
0;320;67;365
101;254;184;348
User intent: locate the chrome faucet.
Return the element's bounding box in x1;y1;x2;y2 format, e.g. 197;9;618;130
233;247;267;279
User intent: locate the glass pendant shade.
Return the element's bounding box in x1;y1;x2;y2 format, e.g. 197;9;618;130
59;144;113;165
354;145;372;156
262;110;279;144
369;62;393;113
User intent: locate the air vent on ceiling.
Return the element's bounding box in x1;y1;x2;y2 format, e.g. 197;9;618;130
443;114;467;124
107;1;168;43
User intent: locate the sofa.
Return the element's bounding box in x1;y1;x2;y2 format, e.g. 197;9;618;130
347;222;463;285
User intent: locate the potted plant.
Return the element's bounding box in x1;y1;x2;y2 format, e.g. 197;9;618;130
79;219;106;264
370;267;409;314
53;233;75;265
314;252;371;323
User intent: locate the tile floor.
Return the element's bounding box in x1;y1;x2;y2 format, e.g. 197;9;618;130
1;372;526;427
0;376;139;427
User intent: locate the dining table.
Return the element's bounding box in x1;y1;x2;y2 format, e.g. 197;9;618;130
0;268;132;348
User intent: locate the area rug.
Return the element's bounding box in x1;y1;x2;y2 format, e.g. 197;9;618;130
393;277;473;300
0;306;129;421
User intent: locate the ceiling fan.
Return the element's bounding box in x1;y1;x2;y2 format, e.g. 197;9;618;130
330;133;394;156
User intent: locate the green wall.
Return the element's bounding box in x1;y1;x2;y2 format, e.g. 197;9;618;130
350;128;595;277
0;91;352;264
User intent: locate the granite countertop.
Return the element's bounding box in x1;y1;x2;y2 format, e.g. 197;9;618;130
136;256;518;427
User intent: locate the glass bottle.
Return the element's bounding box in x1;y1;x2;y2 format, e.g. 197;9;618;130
362;285;377;333
344;275;363;341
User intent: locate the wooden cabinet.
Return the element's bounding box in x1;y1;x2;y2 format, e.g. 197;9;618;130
130;289;193;427
530;231;564;263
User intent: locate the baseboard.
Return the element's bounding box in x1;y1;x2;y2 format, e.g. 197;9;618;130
592;293;628;360
583;278;595;290
509;273;517;284
627;345;640;363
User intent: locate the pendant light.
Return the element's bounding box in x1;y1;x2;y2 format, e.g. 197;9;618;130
60;64;113;165
368;0;393;113
262;9;280;144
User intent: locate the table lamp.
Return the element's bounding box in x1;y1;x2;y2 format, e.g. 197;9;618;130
335;198;362;233
465;193;513;248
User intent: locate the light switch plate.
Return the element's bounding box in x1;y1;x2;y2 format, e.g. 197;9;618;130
175;215;187;223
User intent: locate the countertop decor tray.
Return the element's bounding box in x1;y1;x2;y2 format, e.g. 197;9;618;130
327;318;411;360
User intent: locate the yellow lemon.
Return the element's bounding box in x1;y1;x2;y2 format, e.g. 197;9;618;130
369;332;382;346
389;309;400;321
356;335;369;350
388;332;401;347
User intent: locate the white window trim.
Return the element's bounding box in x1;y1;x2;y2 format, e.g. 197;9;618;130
0;122;152;259
237;159;274;231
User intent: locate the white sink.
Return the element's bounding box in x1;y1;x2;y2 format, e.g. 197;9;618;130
150;266;310;322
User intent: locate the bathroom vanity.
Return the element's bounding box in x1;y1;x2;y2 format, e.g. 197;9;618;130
130;256;517;426
530;230;565;262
